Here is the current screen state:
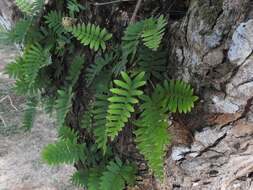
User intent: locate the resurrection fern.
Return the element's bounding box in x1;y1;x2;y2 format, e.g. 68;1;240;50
22;98;38;131
93;94;109;152
15;0;33;14
71;170;88;187
69;23;112;51
106;72;146;140
86;53;113;86
42;139;85;165
67;0;85;17
137;47;167;80
23;43;51;82
55;88;73;127
44;11;65;35
7;19;31;43
162;80;198;113
66;54;85;87
100;159;136;190
7;5;198;188
141;15;167;50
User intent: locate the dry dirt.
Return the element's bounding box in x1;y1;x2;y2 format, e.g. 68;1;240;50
0;45;80;190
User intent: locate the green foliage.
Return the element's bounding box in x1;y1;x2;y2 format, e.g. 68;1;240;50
7;19;31;43
86;53;112;86
66;54;85;87
141;15;167;50
161;80;199;113
15;0;33;14
55;88;73;127
42;139;85;165
137;47;166;80
100;159;136;190
67;0;85;17
44;11;65;35
71;170;88;187
93;94;109;152
7;5;198;188
106;72;146;140
68;23;112;51
22;98;38;131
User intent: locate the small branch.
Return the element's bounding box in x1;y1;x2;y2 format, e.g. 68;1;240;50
93;0;135;6
0;95;19;111
130;0;142;24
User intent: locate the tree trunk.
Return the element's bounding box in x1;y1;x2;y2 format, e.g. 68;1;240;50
1;0;252;190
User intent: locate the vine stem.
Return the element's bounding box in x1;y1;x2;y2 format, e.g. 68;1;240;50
130;0;142;23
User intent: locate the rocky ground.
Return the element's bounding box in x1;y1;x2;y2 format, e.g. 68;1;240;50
0;45;80;190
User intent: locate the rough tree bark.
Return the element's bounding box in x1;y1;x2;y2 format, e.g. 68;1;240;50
1;0;252;190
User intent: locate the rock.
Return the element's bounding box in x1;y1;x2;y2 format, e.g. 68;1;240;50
228;20;253;65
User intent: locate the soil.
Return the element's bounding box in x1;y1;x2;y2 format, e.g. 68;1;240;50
0;45;80;190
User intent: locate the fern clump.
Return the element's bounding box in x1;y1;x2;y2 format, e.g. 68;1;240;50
6;1;198;188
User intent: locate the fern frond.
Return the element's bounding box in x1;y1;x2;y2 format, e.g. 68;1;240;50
137;47;166;80
100;159;136;190
162;80;198;113
134;121;169;180
22;98;38;131
93;94;109;152
88;168;103;190
69;23;112;51
58;126;78;143
5;57;25;79
71;170;88;187
142;15;167;50
106;72;146;140
55;88;73;127
86;53;112;86
44;10;65;35
23;43;51;82
42;139;85;165
66;54;85;87
67;0;85;17
15;0;33;14
7;19;31;43
80;104;93;132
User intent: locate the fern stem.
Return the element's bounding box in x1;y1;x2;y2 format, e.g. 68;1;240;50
130;0;142;23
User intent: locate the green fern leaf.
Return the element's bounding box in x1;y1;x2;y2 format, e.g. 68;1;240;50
23;43;51;82
88;167;103;190
5;57;25;79
142;15;167;50
163;80;198;113
22;98;38;131
66;54;85;87
106;71;146;140
55;88;73;127
137;47;166;80
15;0;33;14
44;10;65;35
86;53;112;86
67;0;85;17
7;19;31;43
69;23;112;51
58;126;78;143
93;94;109;152
71;170;88;187
100;159;136;190
135;121;169;180
42;139;86;165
